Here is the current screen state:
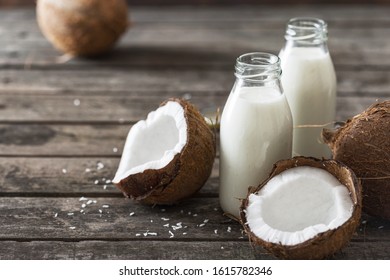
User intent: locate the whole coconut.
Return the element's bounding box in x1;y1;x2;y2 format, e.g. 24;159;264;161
37;0;129;57
323;101;390;220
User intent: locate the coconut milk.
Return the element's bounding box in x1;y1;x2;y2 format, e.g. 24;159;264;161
279;17;337;158
280;48;336;158
219;87;292;219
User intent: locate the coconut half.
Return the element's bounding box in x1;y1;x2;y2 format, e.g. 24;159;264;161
113;98;216;205
240;157;362;260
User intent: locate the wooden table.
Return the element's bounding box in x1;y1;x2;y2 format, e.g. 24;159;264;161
0;5;389;260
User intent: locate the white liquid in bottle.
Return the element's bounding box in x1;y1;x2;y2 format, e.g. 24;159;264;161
279;18;337;158
280;47;336;158
219;87;292;219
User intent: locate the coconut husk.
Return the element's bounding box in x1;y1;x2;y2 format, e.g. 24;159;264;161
323;100;390;220
36;0;128;56
240;156;362;260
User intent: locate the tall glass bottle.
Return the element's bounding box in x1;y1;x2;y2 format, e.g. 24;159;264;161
219;52;293;219
279;18;337;158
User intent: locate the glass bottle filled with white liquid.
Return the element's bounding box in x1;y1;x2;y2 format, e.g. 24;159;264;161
219;52;293;219
279;18;337;158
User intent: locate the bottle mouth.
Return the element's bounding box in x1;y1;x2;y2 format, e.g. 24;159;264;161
235;52;281;81
285;17;328;43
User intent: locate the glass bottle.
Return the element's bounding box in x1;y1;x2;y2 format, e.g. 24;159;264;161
219;52;293;219
279;17;337;158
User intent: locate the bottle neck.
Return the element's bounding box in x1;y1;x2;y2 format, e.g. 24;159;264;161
284;17;329;50
234;52;283;91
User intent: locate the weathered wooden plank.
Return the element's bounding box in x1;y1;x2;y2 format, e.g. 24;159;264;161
2;6;390;23
0;95;385;124
0;157;219;195
0;240;263;260
0;197;244;240
0;94;223;123
1;69;390;97
0;239;388;260
0;69;232;93
0;197;388;241
0;197;390;246
2;26;390;69
0;124;129;156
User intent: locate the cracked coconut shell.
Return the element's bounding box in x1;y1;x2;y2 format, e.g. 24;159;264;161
240;157;362;260
37;0;128;56
113;98;216;205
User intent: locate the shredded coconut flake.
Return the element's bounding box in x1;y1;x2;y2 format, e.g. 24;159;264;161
54;213;58;218
69;226;76;230
129;212;135;216
62;169;67;174
68;212;74;216
102;205;109;208
79;197;87;201
73;99;81;106
97;162;104;170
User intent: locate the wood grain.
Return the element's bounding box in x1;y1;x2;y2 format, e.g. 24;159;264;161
0;5;388;260
0;240;389;260
0;197;387;242
0;157;219;195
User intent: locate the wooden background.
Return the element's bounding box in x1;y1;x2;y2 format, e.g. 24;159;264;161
0;2;389;260
1;0;390;7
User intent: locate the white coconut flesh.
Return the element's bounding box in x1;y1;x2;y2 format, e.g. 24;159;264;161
113;101;187;184
245;166;354;246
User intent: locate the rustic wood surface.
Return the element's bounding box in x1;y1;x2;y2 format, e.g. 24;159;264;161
0;5;389;260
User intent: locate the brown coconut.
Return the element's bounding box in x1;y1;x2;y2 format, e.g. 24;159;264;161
240;156;362;260
323;101;390;220
36;0;128;57
113;98;216;205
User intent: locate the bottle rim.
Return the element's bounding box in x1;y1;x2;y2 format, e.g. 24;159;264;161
235;52;281;81
285;17;328;42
